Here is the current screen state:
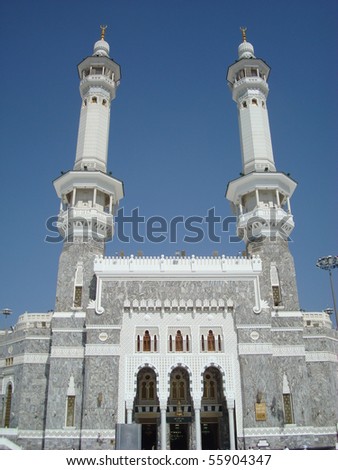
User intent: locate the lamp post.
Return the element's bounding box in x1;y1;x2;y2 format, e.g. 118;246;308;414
1;308;12;332
316;256;338;329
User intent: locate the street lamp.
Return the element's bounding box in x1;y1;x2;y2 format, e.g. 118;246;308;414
1;308;12;317
0;308;12;331
316;256;338;329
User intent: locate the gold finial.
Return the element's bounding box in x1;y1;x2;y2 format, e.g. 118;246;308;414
240;26;247;42
100;24;107;40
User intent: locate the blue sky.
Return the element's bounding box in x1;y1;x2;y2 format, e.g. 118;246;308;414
0;0;337;328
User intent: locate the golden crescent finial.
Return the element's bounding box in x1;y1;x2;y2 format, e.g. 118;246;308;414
240;26;247;42
100;25;107;40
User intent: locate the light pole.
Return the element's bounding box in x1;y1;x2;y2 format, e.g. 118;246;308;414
316;256;338;329
1;308;12;331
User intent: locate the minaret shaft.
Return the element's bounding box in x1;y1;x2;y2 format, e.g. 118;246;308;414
74;92;111;172
237;92;275;174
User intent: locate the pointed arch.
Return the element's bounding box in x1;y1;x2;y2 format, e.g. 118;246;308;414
207;330;216;351
143;330;151;352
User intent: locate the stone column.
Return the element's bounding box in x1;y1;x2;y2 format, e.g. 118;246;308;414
126;400;133;424
160;405;167;450
194;406;202;450
126;408;133;424
228;400;236;450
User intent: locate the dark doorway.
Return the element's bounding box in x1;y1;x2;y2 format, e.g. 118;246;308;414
141;423;157;450
202;422;219;449
170;423;189;450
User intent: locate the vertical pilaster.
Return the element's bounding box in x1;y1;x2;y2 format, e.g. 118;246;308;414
227;400;236;450
160;406;167;450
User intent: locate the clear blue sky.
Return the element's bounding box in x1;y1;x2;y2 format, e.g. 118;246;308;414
0;0;337;329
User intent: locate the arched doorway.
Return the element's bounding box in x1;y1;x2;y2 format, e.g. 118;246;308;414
134;367;159;449
168;367;192;450
201;367;230;449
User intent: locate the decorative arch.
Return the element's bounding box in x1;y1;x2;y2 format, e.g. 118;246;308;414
167;363;193;399
2;377;14;395
200;362;228;398
133;363;160;400
136;368;158;403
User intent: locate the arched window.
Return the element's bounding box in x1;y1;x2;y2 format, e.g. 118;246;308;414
154;335;157;352
138;369;157;403
137;335;140;352
171;372;187;401
218;335;222;352
283;393;294;424
141;382;147;400
91;96;97;103
201;335;205;352
207;330;215;351
143;331;151;352
4;383;13;428
66;395;75;427
271;265;282;306
282;374;294;424
175;331;183;351
186;335;189;352
169;335;173;352
202;369;221;402
252;98;258;106
148;381;155;400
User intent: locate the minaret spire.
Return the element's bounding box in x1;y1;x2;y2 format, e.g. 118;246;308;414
100;24;107;40
240;26;247;42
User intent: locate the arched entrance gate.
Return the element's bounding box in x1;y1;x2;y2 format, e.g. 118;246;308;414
132;365;235;450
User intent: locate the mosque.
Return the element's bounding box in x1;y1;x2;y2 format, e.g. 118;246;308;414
0;28;337;450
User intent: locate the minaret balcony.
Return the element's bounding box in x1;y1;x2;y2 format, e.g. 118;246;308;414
238;207;295;241
56;207;114;241
238;206;294;225
59;206;114;221
79;75;118;99
232;77;269;100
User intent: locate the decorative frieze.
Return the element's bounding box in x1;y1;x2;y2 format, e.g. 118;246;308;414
305;351;337;363
238;343;272;355
272;345;305;357
94;254;262;276
50;347;84;358
244;426;336;437
123;298;230;316
85;344;120;356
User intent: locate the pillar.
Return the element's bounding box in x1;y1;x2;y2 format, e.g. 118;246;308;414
195;406;202;450
160;405;167;450
126;408;133;424
228;400;236;450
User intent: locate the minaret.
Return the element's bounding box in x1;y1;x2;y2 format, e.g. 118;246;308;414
226;29;299;310
53;27;124;312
